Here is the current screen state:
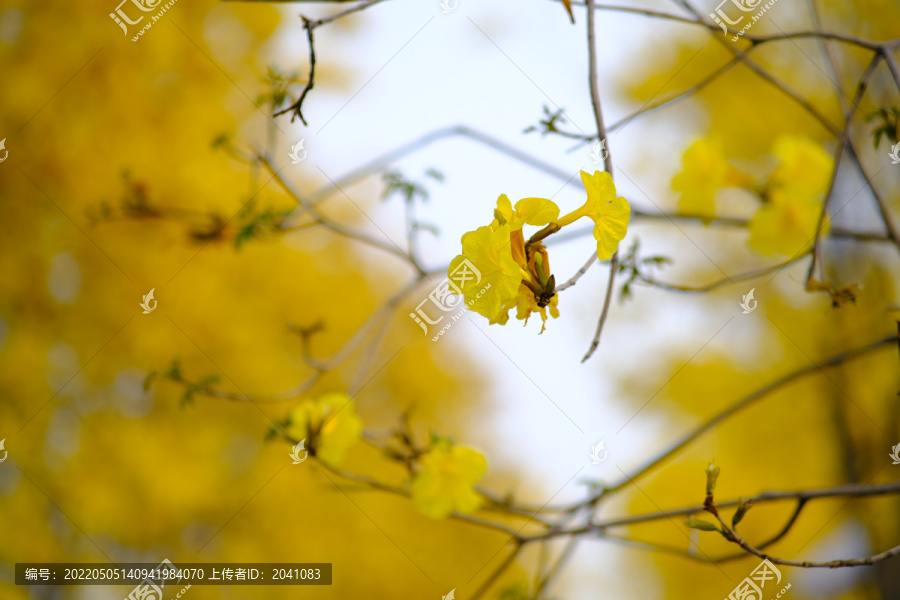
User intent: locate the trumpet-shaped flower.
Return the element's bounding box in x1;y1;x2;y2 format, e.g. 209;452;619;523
451;174;629;330
671;139;752;218
285;392;362;466
411;442;487;519
555;171;631;261
448;224;522;322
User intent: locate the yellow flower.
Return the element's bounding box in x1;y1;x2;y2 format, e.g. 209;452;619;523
748;135;833;256
411;442;487;519
452;177;628;330
492;194;560;230
747;189;827;256
285;392;362;466
769;134;833;199
671;139;751;218
493;283;560;332
556;171;631;260
512;284;559;331
448;223;522;322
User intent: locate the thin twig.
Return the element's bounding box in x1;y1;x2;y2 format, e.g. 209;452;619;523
275;17;315;124
710;500;900;568
274;0;388;123
561;0;891;50
556;251;598;292
637;252;809;293
883;46;900;92
470;542;523;600
806;54;881;285
534;536;580;597
596;498;804;563
603;334;896;496
525;481;900;540
581;0;619;363
257;152;418;264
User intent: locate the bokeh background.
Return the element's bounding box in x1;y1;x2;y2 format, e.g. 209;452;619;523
1;0;899;598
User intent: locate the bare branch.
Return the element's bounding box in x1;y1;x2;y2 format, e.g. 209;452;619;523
806;54;882;285
581;0;619;363
710;497;900;568
603;333;897;495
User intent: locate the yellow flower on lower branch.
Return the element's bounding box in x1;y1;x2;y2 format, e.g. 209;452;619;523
285;392;362;466
411;442;487;519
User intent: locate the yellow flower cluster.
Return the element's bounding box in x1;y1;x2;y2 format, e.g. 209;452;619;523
286;392;362;466
672;135;834;256
449;171;631;331
411;441;487;519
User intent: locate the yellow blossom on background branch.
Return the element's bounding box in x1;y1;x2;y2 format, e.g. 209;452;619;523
748;135;833;256
671;135;833;256
411;441;487;519
286;392;362;466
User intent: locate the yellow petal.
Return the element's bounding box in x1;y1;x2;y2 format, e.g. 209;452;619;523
592;196;630;260
450;225;521;321
514;197;560;226
411;445;487;519
286;392;361;467
494;194;514;226
672;139;733;218
580;170;617;217
770;135;833;199
747;191;825;256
